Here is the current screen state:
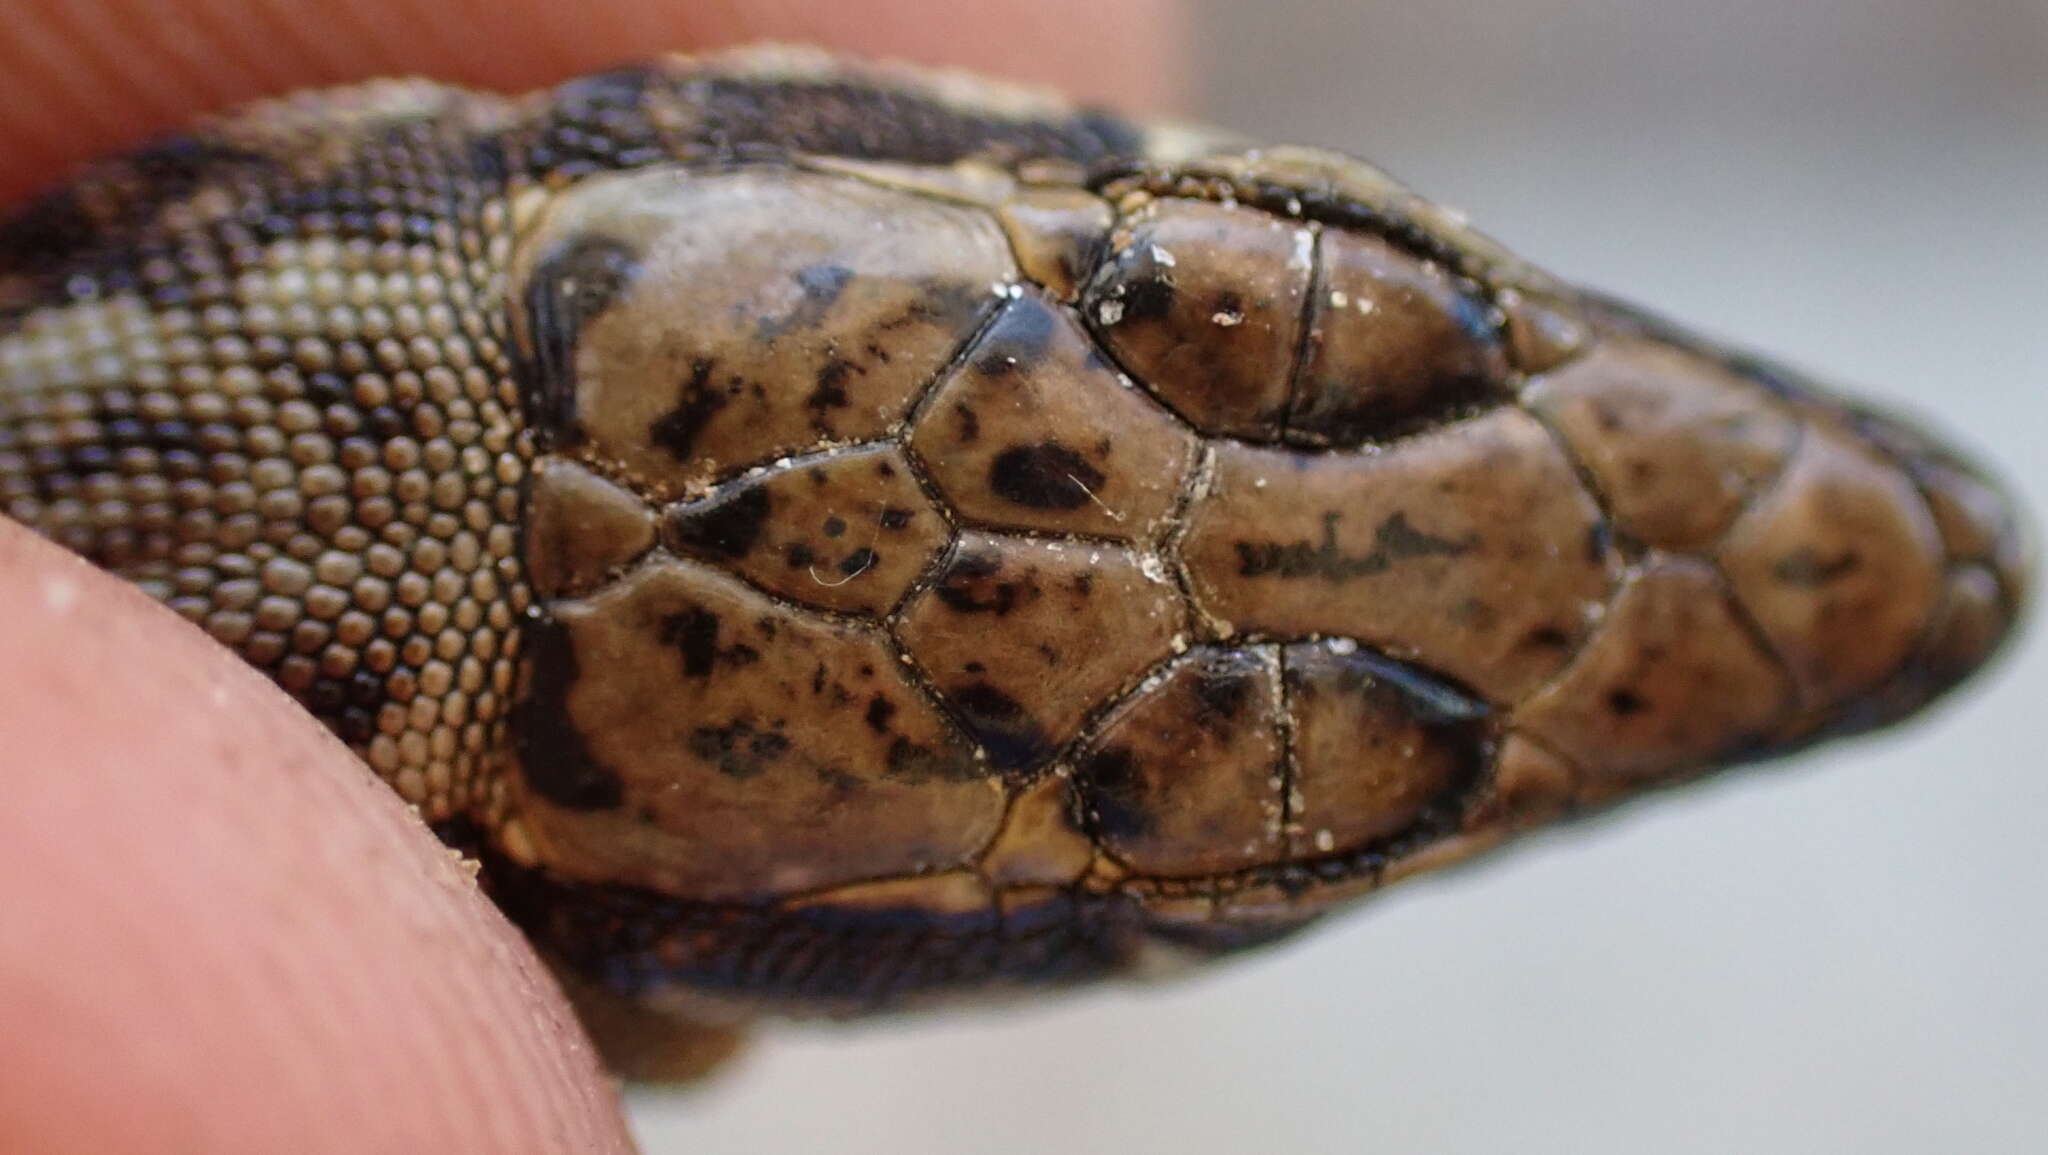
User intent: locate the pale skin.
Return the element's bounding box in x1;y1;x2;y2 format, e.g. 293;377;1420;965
0;2;1187;1151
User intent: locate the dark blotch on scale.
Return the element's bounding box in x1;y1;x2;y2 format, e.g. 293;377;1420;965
659;608;724;678
946;682;1054;774
688;721;794;781
519;234;643;445
668;485;772;560
508;619;625;810
988;442;1107;511
931;547;1026;616
1188;662;1257;733
649;358;739;461
757;262;854;341
1074;746;1151;840
1236;511;1476;580
970;296;1058;376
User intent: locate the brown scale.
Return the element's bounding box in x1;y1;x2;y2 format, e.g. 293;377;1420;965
663;443;949;616
1178;409;1619;702
1282;640;1490;856
1286;228;1511;444
509;165;1015;498
0;48;2030;1074
897;531;1184;775
510;555;1000;903
524;457;656;598
1516;558;1795;784
1717;424;1945;711
910;292;1199;540
1074;645;1289;877
1083;196;1312;439
1523;337;1799;552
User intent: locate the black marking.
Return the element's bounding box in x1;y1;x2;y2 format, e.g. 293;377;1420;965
1773;548;1860;587
785;543;816;569
482;842;1146;1011
878;506;914;531
988;442;1107;511
649;358;734;460
755;263;854;342
1286;368;1503;445
1235;511;1476;580
0;135;276;281
931;546;1026;615
839;547;878;577
1072;109;1148;157
1144;916;1316;957
798;263;856;302
864;694;898;734
1188;653;1258;735
946;682;1051;774
524;68;666;178
1606;689;1649;717
1586;520;1614;565
683;74;1147;169
507;618;624;810
950;402;983;443
1088;235;1180;328
814;766;864;794
1076;746;1151;840
658;608;722;677
971;296;1059;377
519;234;642;444
822;516;848;538
688;720;793;780
667;484;771;559
808;357;858;412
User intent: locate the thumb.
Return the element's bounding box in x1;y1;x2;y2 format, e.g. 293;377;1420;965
0;519;635;1155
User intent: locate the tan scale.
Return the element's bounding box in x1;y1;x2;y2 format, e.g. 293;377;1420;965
523;457;657;598
910;292;1198;540
1083;197;1314;439
1179;409;1619;702
662;442;949;616
512;555;999;902
1286;228;1510;445
1524;337;1801;552
979;769;1098;889
510;166;1015;497
1517;557;1795;781
1718;423;1945;710
1073;645;1289;877
1283;640;1490;855
897;531;1185;775
994;187;1116;302
0;48;2029;1077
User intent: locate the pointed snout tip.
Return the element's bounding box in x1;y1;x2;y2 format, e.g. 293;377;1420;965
1821;397;2033;735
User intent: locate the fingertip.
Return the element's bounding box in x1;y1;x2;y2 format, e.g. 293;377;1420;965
0;520;634;1155
0;0;1191;207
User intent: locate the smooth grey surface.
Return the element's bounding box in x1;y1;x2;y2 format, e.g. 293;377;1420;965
633;4;2046;1151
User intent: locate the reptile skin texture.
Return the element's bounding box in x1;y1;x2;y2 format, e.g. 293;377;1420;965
0;50;2028;1062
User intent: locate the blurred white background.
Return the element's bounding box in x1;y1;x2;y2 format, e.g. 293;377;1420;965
634;3;2047;1151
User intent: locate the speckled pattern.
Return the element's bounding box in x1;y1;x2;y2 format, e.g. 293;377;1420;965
0;48;2029;1064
